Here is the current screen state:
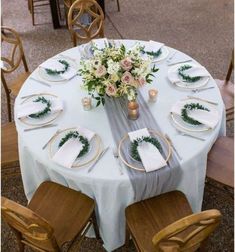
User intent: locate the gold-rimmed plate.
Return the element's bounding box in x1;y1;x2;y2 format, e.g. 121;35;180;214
170;98;219;132
118;129;172;172
49;127;102;169
168;63;210;89
19;93;63;126
38;57;78;83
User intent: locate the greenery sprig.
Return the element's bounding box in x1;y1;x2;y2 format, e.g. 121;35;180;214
130;136;163;162
178;65;201;83
141;48;162;58
181;103;210;125
45;60;69;75
29;96;51;119
58;131;89;158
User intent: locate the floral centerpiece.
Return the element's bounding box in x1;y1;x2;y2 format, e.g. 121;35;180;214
79;42;158;106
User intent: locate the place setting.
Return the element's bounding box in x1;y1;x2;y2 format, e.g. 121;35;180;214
45;126;105;171
118;128;172;172
16;93;64;131
169;96;220;140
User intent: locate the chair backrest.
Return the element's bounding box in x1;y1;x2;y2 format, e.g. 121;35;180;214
1;197;60;252
225;49;234;83
1;26;29;74
152;209;221;252
67;0;104;46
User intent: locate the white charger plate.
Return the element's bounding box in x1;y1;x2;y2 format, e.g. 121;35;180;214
38;57;78;82
168;63;210;89
19;93;63;126
49;127;102;168
170;98;219;132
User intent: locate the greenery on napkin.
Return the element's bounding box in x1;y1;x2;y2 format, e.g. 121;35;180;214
141;47;162;58
181;103;210;125
45;60;69;75
28;96;51;118
58;131;89;158
130;136;163;162
178;65;201;82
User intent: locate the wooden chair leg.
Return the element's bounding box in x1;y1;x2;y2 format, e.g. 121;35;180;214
6;92;12;122
225;60;233;82
125;225;131;251
11;228;25;252
31;0;35;26
56;0;62;20
116;0;120;12
91;211;101;240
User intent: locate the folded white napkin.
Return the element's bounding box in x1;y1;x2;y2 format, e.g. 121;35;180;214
52;127;95;168
40;59;77;80
92;38;109;50
168;65;209;83
171;101;219;129
128;128;167;172
17;98;63;119
144;40;164;53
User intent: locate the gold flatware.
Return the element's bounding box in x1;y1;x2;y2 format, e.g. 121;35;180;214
42;129;60;150
176;128;206;141
24;123;58;132
187;95;218;105
167;59;192;66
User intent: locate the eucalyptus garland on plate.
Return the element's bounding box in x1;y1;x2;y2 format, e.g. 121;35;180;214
181;103;210;125
58;131;89;158
29;96;51;119
140;47;162;58
178;65;201;83
130;136;163;162
45;60;70;75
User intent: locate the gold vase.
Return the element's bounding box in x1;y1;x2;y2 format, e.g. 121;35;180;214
127;100;139;120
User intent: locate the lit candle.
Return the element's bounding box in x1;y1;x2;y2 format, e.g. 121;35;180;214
82;97;92;111
128;101;139;120
148;89;158;102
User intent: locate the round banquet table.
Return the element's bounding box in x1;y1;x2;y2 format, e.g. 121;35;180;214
14;40;226;251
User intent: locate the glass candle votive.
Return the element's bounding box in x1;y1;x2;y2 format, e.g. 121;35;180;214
148;89;158;102
82;97;92;111
128;101;139;120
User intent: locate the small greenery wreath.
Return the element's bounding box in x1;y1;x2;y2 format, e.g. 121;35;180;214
141;48;162;58
45;60;70;75
130;136;163;162
181;103;210;125
29;96;51;119
58;131;89;158
178;65;201;83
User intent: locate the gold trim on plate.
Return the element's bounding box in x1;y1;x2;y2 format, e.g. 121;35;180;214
118;129;172;172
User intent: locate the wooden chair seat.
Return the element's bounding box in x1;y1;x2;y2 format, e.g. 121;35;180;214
1;122;19;168
207;136;234;188
125;191;193;252
28;181;96;247
215;79;234;109
9;71;31;96
2;181;100;251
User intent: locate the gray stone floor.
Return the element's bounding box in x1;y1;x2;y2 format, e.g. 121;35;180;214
1;0;234;251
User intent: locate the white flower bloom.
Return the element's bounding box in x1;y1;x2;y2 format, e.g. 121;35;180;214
107;60;120;74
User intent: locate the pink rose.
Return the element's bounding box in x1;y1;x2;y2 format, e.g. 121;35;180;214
105;84;117;96
95;65;106;77
120;57;132;71
138;77;146;86
121;71;134;85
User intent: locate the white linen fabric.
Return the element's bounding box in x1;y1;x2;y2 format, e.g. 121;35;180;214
167;52;191;65
17;98;63;119
52;127;95;168
144;40;164;53
128;128;167;172
183;66;209;78
40;59;77;80
92;38;109;49
171;100;219;129
14;40;226;252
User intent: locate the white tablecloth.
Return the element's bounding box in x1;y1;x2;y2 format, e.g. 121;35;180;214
14;40;226;251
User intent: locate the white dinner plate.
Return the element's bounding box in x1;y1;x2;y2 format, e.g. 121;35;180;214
49;127;102;168
19;93;63;126
151;46;169;62
38;57;78;82
168;63;210;89
170;98;219;132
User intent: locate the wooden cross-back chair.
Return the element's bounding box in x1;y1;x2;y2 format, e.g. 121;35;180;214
67;0;104;47
1;26;30;122
125;191;221;252
1;181;100;252
215;50;234;122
